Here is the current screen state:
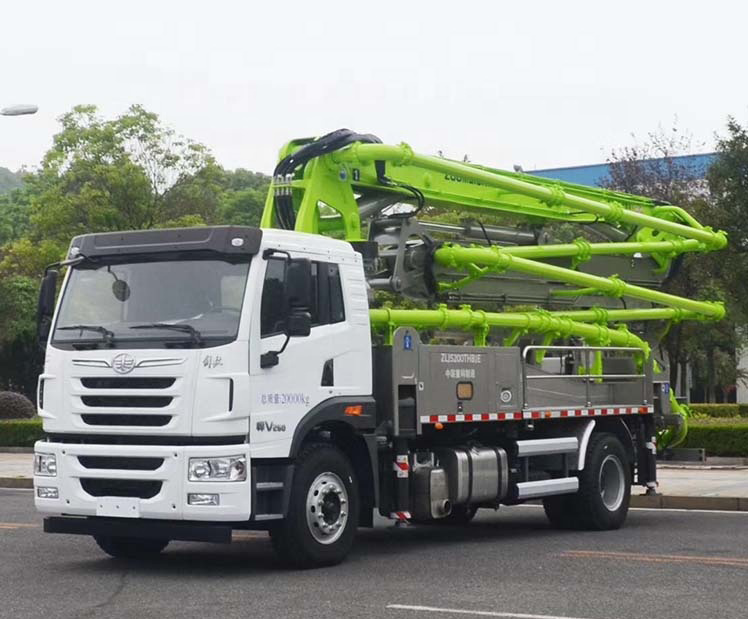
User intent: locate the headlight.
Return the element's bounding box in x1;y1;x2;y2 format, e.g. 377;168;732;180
34;453;57;477
188;455;246;482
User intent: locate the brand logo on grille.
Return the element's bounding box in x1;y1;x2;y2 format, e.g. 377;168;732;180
112;353;136;374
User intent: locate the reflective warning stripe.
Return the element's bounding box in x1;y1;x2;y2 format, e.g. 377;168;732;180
394;455;410;478
420;405;654;425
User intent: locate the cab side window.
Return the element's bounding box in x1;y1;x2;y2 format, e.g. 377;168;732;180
260;258;287;337
327;264;345;324
260;258;345;338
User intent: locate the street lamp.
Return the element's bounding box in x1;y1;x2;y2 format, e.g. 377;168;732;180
1;104;38;116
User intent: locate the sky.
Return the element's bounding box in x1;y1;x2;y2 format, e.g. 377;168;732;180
2;0;746;175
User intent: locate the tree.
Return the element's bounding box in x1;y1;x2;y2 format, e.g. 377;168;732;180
217;169;270;227
24;104;224;243
0;104;233;398
0;188;31;246
0;167;23;193
704;118;748;400
605;124;708;202
0;275;40;396
603;124;742;402
0;104;275;398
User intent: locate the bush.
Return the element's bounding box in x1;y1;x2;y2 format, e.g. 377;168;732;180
682;419;748;457
0;419;43;447
687;403;748;418
0;391;36;419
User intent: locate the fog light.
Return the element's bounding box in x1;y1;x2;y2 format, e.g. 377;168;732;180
37;486;59;499
188;493;220;506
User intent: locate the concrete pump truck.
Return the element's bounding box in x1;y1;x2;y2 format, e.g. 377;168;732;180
33;129;726;567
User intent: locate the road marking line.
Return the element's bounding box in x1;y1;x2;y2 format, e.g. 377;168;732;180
0;522;37;529
561;550;748;568
386;604;594;619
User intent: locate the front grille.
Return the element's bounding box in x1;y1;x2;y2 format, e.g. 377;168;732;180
80;478;162;499
81;377;175;389
81;395;172;408
78;456;164;471
81;414;172;427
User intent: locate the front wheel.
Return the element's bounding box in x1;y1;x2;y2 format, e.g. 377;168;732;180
94;536;169;559
270;443;359;568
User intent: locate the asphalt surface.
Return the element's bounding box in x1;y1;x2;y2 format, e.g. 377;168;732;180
2;488;748;619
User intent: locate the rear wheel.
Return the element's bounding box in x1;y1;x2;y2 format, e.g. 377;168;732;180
94;536;169;559
270;443;359;568
543;432;631;530
542;494;578;529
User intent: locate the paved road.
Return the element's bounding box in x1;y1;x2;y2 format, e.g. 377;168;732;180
2;488;748;619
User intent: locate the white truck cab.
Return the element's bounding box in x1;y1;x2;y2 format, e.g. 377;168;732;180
35;227;376;554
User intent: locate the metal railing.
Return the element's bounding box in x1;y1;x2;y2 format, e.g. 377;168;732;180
521;345;648;410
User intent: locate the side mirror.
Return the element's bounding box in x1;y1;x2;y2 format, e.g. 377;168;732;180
37;270;59;345
287;311;311;337
286;258;312;310
260;311;312;368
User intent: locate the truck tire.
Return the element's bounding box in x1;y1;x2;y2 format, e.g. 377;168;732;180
542;494;578;529
575;432;631;530
543;433;631;530
94;536;169;559
270;442;359;568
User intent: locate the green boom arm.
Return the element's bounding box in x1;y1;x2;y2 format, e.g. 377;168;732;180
261;131;726;447
260;132;725;321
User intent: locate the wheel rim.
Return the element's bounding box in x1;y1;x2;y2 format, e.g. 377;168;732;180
306;472;349;545
599;454;625;512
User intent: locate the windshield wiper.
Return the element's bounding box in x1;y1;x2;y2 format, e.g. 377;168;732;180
57;324;115;344
130;323;203;345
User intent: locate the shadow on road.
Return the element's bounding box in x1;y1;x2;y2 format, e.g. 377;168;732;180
50;508;655;577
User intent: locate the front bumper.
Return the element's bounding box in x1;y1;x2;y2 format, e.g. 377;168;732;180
44;516;233;543
34;440;251;522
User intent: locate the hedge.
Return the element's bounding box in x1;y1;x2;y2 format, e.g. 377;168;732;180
0;419;44;447
1;418;747;458
681;419;748;457
688;403;748;418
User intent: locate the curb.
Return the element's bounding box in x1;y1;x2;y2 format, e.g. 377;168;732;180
631;494;748;512
0;478;32;489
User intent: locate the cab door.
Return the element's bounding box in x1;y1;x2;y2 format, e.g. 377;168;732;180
248;252;371;458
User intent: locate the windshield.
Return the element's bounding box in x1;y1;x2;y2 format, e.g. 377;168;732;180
52;255;250;348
